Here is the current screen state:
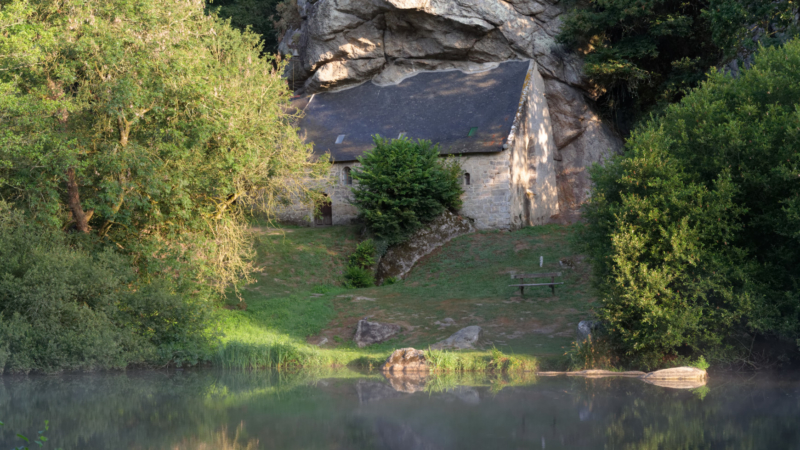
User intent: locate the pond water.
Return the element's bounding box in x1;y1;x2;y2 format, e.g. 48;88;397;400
1;369;799;449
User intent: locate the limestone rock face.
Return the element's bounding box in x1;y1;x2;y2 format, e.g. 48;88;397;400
355;319;401;348
431;325;482;350
376;210;475;283
281;0;623;220
381;347;429;373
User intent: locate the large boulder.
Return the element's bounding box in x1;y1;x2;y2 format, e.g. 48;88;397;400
642;367;708;381
355;319;401;348
430;326;482;350
381;347;429;373
376;210;475;283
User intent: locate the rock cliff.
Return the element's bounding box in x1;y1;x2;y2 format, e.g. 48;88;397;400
279;0;622;220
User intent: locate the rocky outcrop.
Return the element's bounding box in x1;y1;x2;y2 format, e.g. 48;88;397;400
279;0;622;222
430;326;482;350
381;347;429;373
376;210;475;283
355;319;401;347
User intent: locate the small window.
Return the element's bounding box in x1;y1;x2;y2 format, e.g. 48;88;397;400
468;127;478;137
343;166;352;185
335;134;346;144
464;173;471;185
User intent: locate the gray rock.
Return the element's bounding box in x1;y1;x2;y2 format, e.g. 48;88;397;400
576;320;604;343
431;326;482;350
355;319;401;348
381;347;429;373
377;210;475;283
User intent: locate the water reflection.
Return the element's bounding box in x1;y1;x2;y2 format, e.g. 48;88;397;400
0;369;798;449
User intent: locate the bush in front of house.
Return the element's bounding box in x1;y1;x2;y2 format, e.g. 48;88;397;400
352;136;463;246
578;39;800;369
343;239;376;288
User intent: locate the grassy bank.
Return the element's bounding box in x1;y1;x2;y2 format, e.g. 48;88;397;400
215;223;594;370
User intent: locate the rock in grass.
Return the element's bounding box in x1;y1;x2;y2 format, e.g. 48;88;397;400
643;367;707;381
354;319;401;348
576;320;605;343
381;348;428;373
430;326;481;350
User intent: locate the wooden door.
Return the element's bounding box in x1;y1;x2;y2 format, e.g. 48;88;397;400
315;197;332;226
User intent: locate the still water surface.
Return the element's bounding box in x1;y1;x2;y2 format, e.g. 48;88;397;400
1;369;799;449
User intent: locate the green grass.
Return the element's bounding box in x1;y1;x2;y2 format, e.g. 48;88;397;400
216;223;594;371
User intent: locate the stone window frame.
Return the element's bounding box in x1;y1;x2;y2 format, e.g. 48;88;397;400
343;166;353;185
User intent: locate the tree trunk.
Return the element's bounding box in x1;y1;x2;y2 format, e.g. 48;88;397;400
67;167;90;233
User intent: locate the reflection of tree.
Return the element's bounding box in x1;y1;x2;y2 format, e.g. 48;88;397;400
0;372;798;449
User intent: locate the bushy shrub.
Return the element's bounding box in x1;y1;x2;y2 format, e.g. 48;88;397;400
343;240;376;288
352;136;462;245
579;40;800;368
0;204;214;373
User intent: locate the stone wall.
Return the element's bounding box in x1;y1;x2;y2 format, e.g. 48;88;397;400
275;162;360;226
457;152;514;230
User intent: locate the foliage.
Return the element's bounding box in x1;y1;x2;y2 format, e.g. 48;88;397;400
352;136;463;245
0;420;60;450
425;348;538;373
347;239;376;269
559;0;799;132
343;239;376;288
578;40;800;368
566;335;620;371
0;203;214;374
207;0;283;54
690;356;710;371
0;0;327;297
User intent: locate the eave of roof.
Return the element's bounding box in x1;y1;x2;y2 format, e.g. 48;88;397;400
293;60;532;163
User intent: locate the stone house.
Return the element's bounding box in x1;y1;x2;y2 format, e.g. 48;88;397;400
279;59;562;230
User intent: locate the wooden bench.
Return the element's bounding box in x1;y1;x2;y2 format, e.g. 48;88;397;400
509;272;563;296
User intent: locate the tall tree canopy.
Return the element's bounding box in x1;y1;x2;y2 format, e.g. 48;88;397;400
0;0;326;292
559;0;799;133
579;39;800;368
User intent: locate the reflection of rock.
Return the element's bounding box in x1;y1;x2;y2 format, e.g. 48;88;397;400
355;319;401;348
642;378;708;390
643;367;708;381
356;380;405;404
381;348;429;373
576;320;605;343
448;386;480;405
430;326;482;350
385;372;428;394
374;419;441;450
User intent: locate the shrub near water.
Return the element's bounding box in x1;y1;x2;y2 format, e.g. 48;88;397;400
352;137;462;245
0;205;214;374
579;40;800;368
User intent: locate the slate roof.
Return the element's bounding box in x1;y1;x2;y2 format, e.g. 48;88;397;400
293;60;532;163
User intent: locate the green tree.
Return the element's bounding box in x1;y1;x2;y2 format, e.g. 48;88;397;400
579;39;800;368
352;137;462;245
0;0;326;294
559;0;799;133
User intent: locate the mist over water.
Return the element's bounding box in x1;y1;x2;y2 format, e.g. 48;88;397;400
1;369;798;449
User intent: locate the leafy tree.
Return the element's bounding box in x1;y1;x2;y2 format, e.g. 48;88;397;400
579;39;800;368
559;0;799;133
351;137;462;246
206;0;287;54
0;0;326;294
